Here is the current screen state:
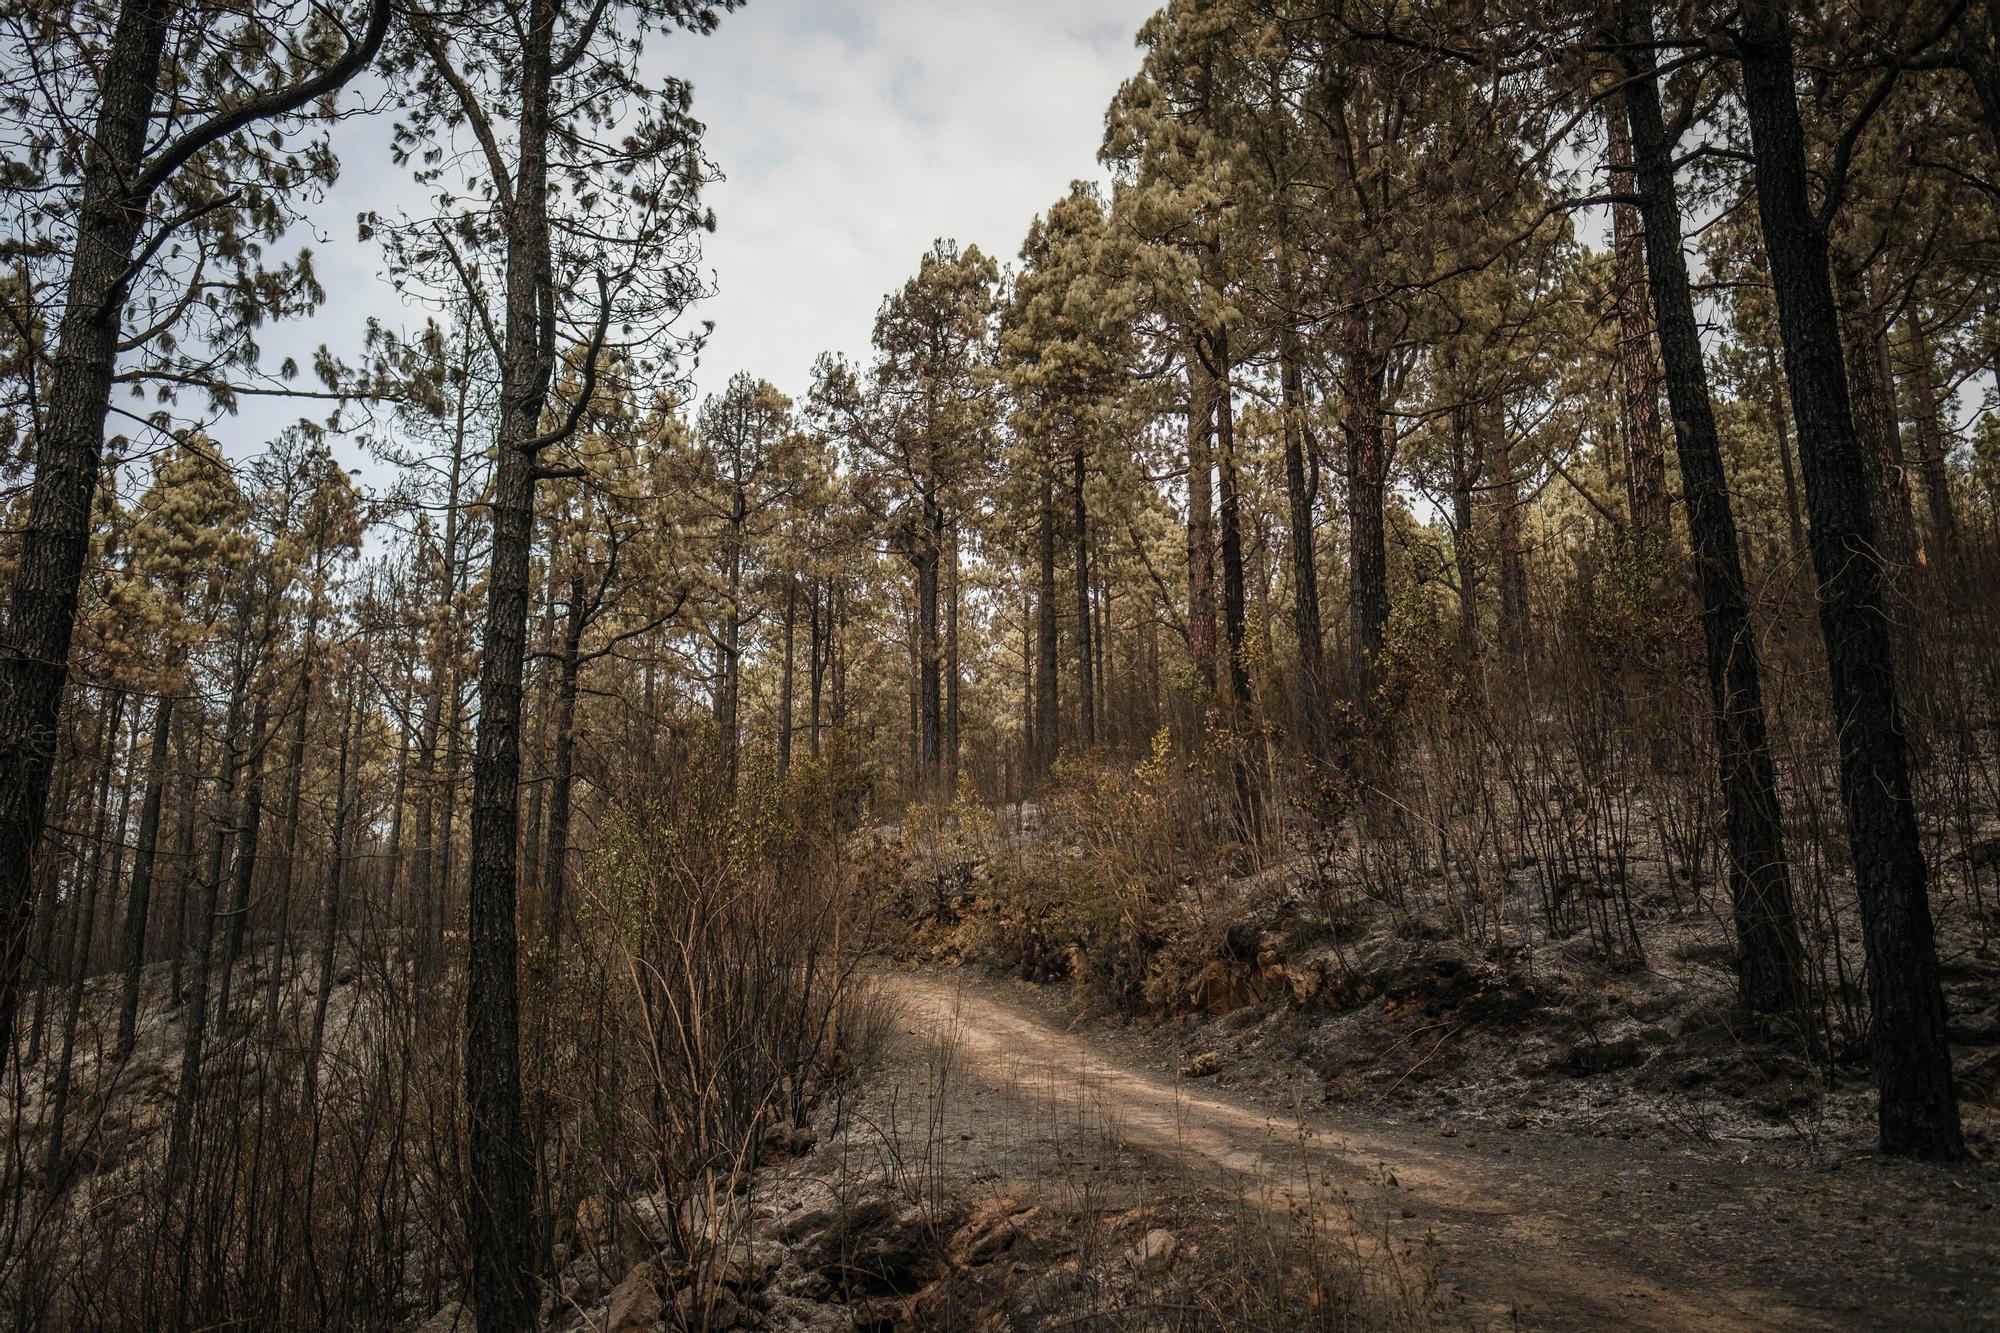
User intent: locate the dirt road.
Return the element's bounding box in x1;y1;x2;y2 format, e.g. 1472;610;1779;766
873;967;1999;1331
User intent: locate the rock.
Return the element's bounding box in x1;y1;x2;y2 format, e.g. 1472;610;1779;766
678;1193;752;1247
1181;1050;1224;1079
672;1282;747;1330
575;1195;611;1246
1947;1008;2000;1046
1563;1035;1646;1075
415;1301;471;1333
1127;1228;1177;1275
607;1262;662;1332
710;1237;786;1288
761;1293;853;1332
762;1118;817;1157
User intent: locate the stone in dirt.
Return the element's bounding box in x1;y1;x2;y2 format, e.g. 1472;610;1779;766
606;1262;663;1332
1181;1050;1224;1078
414;1301;470;1333
1127;1228;1178;1275
710;1237;788;1288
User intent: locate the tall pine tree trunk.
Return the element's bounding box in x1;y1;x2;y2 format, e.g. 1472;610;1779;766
1488;397;1529;661
265;607;320;1033
116;693;173;1057
1834;265;1916;574
163;614;253;1209
1035;460;1059;775
465;0;557;1315
1213;341;1250;712
1449;404;1482;668
1736;0;1964;1158
43;692;126;1185
304;685;360;1109
916;508;944;789
1766;345;1808;558
1073;444;1096;748
780;576;797;779
1619;0;1804;1014
1903;315;1961;574
0;0;173;1065
541;581;583;962
1185;345;1218;698
1341;314;1390;710
1606;98;1670;541
1279;309;1325;756
946;534;961;787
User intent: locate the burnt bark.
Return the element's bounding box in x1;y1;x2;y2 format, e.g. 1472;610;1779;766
1736;0;1964;1158
1902;316;1961;574
1765;345;1807;558
1073;444;1096;747
1606;98;1671;541
1449;405;1482;668
1279;313;1326;754
115;693;174;1057
1185;346;1219;698
0;0;387;1067
1341;315;1390;710
463;0;558;1317
1488;398;1528;660
1619;0;1805;1015
1035;457;1059;775
0;0;173;1066
541;580;583;961
779;575;797;779
1212;340;1250;713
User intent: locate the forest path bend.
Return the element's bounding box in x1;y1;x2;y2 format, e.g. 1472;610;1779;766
872;967;1997;1332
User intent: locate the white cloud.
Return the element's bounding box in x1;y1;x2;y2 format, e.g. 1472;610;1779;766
209;1;1158;465
679;0;1157;405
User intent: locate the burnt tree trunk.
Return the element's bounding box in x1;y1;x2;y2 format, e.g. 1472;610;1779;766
1488;397;1529;660
1341;314;1390;710
464;0;559;1316
1902;315;1962;575
1035;454;1060;775
1073;444;1096;748
779;576;798;779
1765;345;1808;558
1834;266;1916;575
1606;97;1670;541
1620;0;1805;1015
1185;344;1219;699
1449;404;1483;668
115;692;173;1057
0;0;172;1065
946;532;961;786
541;580;583;962
1212;341;1250;713
1737;0;1964;1158
1279;308;1326;756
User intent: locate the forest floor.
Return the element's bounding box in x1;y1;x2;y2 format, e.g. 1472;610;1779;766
864;963;2000;1331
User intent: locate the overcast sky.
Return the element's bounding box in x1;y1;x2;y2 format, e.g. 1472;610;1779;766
683;0;1160;405
222;0;1160;463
